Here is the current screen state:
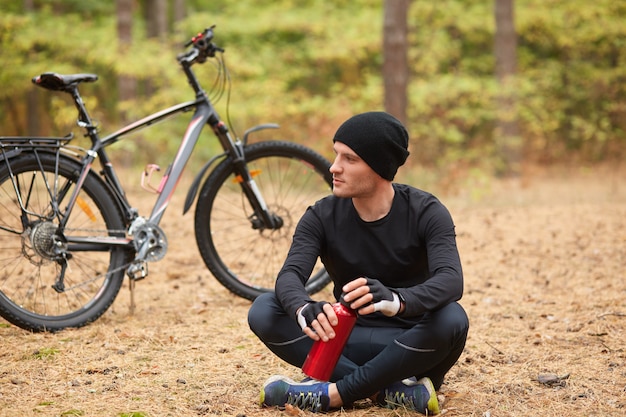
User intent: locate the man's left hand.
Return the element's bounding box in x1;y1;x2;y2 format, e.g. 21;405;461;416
342;277;402;317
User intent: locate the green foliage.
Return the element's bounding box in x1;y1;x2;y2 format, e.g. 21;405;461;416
33;401;56;414
515;0;626;160
60;409;85;416
32;347;60;359
1;0;624;170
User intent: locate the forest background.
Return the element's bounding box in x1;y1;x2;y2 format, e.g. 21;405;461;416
1;3;626;416
1;0;626;186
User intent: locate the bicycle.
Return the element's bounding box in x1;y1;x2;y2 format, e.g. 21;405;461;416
0;25;332;332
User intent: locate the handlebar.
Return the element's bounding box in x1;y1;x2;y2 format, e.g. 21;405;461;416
178;25;224;65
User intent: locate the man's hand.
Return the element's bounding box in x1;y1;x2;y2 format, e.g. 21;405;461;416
296;301;338;341
342;277;402;317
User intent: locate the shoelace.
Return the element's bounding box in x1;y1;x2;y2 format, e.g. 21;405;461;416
384;389;422;411
287;391;323;412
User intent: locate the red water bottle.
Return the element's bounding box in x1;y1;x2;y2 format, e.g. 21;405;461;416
301;297;357;381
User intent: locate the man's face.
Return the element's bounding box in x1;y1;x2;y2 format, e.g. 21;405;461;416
329;141;380;198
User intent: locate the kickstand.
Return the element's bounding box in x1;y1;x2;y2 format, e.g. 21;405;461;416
129;278;136;316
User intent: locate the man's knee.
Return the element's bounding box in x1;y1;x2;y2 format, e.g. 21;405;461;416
248;292;281;338
433;302;469;338
398;302;468;350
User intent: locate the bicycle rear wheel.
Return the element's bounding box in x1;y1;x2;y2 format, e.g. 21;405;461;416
0;152;131;332
194;140;333;301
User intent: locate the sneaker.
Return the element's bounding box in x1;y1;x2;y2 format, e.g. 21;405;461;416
260;375;331;412
376;376;440;415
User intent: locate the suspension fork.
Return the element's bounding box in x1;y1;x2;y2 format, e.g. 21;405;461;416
180;58;282;230
213;121;282;230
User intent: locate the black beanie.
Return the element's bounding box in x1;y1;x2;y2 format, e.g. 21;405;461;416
333;111;410;181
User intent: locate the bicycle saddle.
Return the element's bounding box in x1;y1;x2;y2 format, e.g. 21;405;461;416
32;72;98;92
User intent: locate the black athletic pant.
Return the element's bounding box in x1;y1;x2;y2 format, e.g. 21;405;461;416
248;292;469;405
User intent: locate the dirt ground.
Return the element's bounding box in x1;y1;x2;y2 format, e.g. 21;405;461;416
0;164;625;417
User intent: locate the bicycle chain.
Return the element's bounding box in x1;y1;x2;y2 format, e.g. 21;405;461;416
55;223;166;290
63;227;128;235
62;261;133;292
56;227;132;292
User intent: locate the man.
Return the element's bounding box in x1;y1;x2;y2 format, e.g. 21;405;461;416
248;111;469;414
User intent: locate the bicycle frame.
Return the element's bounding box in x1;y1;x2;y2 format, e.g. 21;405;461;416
98;97;212;226
22;29;281;277
0;25;333;332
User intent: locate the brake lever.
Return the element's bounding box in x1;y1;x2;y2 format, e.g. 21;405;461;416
179;26;220;62
186;25;215;46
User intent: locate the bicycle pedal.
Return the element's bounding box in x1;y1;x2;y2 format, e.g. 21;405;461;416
127;261;148;281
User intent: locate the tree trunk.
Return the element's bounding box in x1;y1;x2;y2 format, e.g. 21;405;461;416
144;0;168;97
116;0;136;124
494;0;521;176
172;0;186;31
145;0;168;40
24;0;39;135
383;0;410;126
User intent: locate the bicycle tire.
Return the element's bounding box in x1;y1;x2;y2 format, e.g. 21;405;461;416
194;140;333;301
0;152;131;332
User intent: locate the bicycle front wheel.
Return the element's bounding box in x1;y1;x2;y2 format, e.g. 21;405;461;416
0;152;131;332
194;140;333;301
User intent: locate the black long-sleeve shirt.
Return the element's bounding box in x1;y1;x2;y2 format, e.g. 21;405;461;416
275;183;464;328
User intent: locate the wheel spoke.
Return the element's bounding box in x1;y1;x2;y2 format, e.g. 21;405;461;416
195;141;332;300
0;153;130;331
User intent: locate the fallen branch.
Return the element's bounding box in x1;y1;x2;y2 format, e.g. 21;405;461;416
486;341;505;355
